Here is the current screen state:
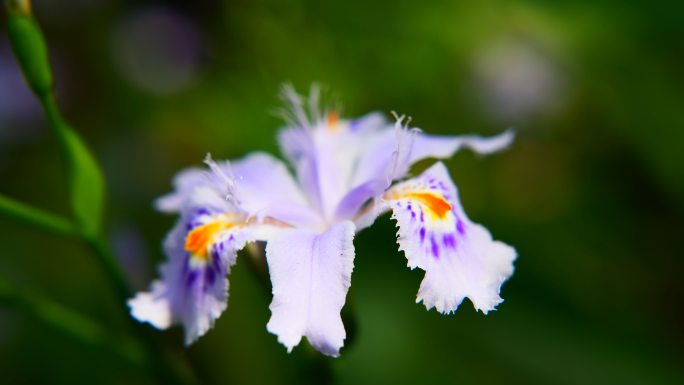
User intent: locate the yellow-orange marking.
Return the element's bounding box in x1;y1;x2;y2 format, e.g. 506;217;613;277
405;192;452;219
326;111;339;131
185;222;232;260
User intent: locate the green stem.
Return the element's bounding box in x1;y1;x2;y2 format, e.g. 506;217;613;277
83;237;199;385
84;235;132;301
41;92;71;151
0;194;78;238
0;277;147;367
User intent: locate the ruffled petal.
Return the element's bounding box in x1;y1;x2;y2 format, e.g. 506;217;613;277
265;221;356;357
384;162;516;314
129;187;269;345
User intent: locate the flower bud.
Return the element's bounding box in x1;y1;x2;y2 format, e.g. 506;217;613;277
5;0;54;97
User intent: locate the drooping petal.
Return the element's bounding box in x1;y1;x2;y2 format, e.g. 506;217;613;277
130;187;269;345
384;162;516;314
265;221;356;357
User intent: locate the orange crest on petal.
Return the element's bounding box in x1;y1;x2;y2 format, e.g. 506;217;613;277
185;222;231;260
405;192;452;219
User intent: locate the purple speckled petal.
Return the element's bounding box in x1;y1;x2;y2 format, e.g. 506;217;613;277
129;186;272;345
384;162;516;314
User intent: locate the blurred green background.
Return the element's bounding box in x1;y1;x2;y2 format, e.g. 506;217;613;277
1;0;683;384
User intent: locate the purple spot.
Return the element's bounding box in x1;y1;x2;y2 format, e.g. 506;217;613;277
212;251;222;270
431;236;440;259
420;210;424;223
195;208;210;216
205;267;216;287
456;220;465;235
397;202;402;208
185;270;198;288
419;227;426;244
443;233;456;249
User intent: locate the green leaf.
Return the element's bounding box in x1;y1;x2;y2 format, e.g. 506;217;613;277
57;116;106;237
0;193;78;237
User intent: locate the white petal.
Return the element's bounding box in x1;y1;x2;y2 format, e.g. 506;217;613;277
128;280;172;329
384;162;516;314
265;221;356;357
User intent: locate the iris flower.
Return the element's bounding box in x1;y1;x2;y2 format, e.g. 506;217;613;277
129;86;517;357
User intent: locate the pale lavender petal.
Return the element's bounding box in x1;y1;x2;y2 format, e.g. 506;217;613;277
278;127;323;213
278;95;390;221
230;152;320;227
347;112;387;133
333;179;388;222
155;167;209;213
384;162;516;314
266;221;356;357
335;121;416;221
408;129;515;165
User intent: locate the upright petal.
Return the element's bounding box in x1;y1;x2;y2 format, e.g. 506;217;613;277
383;162;516;314
155;167;212;213
277;86;392;220
266;221;356;357
129;187;269;344
278;113;390;220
